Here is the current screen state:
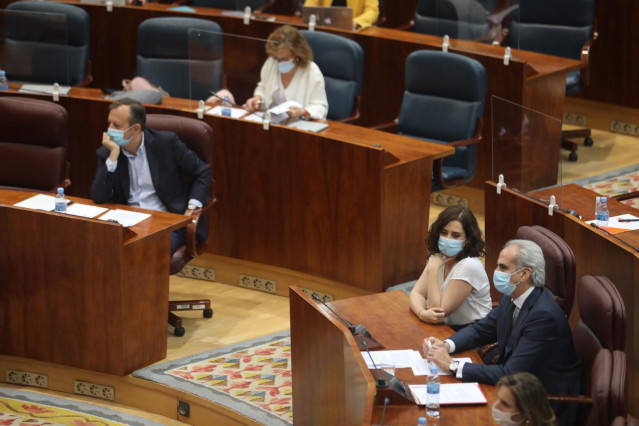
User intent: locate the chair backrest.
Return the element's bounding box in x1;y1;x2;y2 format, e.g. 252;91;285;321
300;30;364;121
137;17;223;101
515;225;576;317
0;96;69;191
398;50;486;188
414;0;491;41
572;275;627;425
3;1;90;86
507;0;595;93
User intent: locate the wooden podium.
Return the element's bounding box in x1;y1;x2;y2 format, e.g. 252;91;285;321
289;286;495;424
0;189;190;375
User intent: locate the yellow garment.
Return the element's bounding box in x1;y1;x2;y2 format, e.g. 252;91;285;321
304;0;379;29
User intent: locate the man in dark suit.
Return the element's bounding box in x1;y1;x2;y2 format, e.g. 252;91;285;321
90;98;211;254
424;239;581;425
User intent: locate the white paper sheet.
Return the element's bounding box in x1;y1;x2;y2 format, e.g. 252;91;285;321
14;194;58;211
267;101;302;124
97;209;150;227
243;113;264;123
20;84;71;95
66;203;109;218
409;382;487;405
288;120;329;133
412;357;473;376
361;350;417;369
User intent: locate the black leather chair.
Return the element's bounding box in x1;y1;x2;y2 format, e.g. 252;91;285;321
0;96;70;191
300;30;364;122
549;275;627;426
3;1;91;86
137;17;224;101
146;114;216;337
191;0;273;12
395;50;486;192
507;0;597;161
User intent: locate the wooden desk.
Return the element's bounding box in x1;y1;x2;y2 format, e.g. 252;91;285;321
484;181;639;417
0;87;452;293
0;0;580;189
0;188;190;375
290;286;496;424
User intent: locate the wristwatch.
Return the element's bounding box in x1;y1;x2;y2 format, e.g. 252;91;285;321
449;360;460;374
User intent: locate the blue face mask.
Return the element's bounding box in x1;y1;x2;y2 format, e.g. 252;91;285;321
277;58;296;74
438;236;463;257
493;269;523;296
107;125;134;147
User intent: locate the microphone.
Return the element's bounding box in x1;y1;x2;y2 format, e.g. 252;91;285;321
311;293;357;334
378;397;389;426
362;340;388;388
590;222;639;252
208;91;247;110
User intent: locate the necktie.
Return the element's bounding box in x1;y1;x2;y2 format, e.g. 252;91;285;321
503;301;516;348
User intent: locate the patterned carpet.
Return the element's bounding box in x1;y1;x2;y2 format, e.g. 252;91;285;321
133;330;292;426
0;387;164;426
582;168;639;208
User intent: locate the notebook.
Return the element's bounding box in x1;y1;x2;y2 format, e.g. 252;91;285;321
302;6;354;31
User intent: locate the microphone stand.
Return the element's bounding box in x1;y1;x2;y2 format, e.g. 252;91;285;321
311;293;383;350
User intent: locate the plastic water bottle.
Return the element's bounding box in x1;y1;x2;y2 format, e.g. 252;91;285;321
55;187;67;213
221;96;231;117
426;364;440;419
596;196;609;228
594;196;600;218
0;70;8;91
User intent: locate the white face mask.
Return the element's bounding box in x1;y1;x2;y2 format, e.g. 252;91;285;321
492;402;523;425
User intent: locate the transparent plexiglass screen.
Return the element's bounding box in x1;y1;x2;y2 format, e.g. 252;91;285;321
414;0;519;46
491;95;564;208
1;9;72;86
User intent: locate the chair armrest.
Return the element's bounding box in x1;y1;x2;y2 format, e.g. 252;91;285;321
580;19;599;86
185;195;216;258
477;342;499;359
395;19;414;31
333;96;362;123
432;118;482;189
255;0;274;13
74;60;93;88
369;118;398;133
547;394;593;405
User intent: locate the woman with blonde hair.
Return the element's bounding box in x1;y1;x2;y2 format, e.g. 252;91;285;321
245;25;328;120
493;372;557;426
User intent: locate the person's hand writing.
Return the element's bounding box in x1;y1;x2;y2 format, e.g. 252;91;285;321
287;106;306;118
422;307;446;324
246;96;262;112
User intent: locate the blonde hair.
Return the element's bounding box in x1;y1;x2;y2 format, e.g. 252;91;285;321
265;25;313;67
496;373;557;426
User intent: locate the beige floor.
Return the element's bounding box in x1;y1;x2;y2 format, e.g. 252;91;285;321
4;128;636;424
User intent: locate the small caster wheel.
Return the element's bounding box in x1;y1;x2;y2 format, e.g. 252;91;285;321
584;137;593;147
568;151;578;162
203;308;213;318
174;326;185;337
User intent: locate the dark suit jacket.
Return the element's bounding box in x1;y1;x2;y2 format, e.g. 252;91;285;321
450;286;582;395
90;128;212;240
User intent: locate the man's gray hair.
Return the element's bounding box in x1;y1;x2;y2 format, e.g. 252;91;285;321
505;239;545;287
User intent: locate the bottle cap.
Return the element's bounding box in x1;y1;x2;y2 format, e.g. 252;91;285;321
601;196;607;202
57;187;64;194
418;417;427;425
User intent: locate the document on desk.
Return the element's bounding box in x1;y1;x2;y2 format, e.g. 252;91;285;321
20;84;71;95
412;357;472;376
66;203;108;218
288;120;329;133
361;350;417;369
98;209;150;227
14;194;60;211
243;112;264;123
586;214;639;234
409;382;487;405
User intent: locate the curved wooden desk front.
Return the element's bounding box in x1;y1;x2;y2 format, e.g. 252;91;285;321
290;286;496;425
